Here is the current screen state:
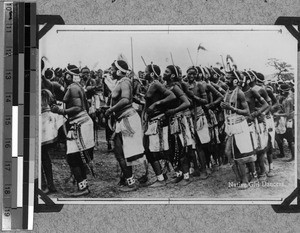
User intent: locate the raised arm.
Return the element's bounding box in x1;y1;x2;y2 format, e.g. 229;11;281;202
181;82;195;100
211;81;226;95
206;83;224;107
220;88;249;116
153;83;176;106
146;83;176;115
168;85;190;114
86;78;97;92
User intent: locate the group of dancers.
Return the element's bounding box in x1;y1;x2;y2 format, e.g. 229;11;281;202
41;56;295;196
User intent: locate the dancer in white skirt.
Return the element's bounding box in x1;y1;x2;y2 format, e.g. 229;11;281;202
51;64;94;196
184;66;210;179
241;71;269;184
251;72;277;176
196;66;224;172
163;65;191;185
221;71;254;190
143;63;176;187
105;59;147;192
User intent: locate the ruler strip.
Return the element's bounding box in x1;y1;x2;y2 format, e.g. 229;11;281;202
28;2;36;231
12;2;18;106
17;4;25;226
3;2;36;230
11;1;22;229
2;2;14;231
22;2;31;230
17;1;24;212
11;2;18;214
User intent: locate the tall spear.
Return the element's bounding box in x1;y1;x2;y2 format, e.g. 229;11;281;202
131;37;134;72
220;55;225;70
141;56;147;67
170;52;179;77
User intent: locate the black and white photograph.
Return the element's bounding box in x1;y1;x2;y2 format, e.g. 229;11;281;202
38;25;297;204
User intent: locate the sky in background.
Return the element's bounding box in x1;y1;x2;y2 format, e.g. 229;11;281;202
39;25;297;77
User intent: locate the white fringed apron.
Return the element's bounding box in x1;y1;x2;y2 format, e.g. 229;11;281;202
66;111;95;154
194;106;211;144
145;113;169;152
169;111;193;147
115;108;146;166
224;88;256;164
41;102;66;146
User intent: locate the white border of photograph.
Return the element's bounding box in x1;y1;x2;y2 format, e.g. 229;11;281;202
38;25;298;205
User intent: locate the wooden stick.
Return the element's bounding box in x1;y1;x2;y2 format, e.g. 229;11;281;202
141;56;147;66
131;37;134;72
220;55;226;71
170;52;179;77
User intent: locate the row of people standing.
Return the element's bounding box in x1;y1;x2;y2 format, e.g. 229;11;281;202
105;59;295;192
41;57;294;196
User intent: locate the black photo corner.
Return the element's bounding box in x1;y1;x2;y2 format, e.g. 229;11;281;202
34;15;65;213
34;15;300;213
271;17;300;213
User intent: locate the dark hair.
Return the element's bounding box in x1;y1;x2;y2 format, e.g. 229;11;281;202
166;65;179;78
186;66;198;74
147;64;161;77
210;67;221;78
55;67;63;77
45;68;54;79
242;71;252;82
256;72;265;83
112;60;129;74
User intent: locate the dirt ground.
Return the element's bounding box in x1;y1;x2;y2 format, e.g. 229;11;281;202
47;129;296;201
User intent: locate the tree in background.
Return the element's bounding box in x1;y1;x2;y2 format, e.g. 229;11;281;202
266;58;294;82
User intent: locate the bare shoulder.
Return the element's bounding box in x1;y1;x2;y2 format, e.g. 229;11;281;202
120;78;131;88
251;87;260;97
237;88;246;99
152;81;163;88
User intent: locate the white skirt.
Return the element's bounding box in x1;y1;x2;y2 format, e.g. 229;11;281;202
145;114;169;152
115;110;146;166
42;109;66;145
66;111;95;154
195;114;211;144
225;116;255;155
